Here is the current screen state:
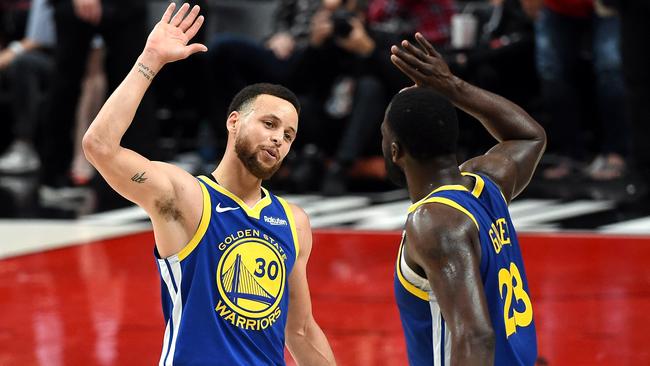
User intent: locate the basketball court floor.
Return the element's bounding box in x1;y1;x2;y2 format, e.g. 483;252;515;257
2;189;650;365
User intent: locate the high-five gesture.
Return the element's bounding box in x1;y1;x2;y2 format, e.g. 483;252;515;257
144;2;207;69
389;32;546;204
390;33;457;94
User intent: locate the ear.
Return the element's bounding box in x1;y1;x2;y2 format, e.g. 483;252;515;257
226;111;240;133
391;141;403;164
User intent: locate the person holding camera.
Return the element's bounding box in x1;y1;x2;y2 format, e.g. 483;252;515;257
208;0;323;147
290;0;454;195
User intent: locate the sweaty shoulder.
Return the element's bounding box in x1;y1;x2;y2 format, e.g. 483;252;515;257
409;203;478;237
406;202;479;257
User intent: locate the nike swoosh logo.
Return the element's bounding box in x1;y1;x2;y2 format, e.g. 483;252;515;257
215;203;240;213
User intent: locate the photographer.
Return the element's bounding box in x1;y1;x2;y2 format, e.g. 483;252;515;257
290;0;453;194
208;0;322;151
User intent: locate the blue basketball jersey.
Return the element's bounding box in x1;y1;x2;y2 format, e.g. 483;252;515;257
155;176;300;365
394;172;537;366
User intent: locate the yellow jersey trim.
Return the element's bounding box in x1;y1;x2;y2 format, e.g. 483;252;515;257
463;171;509;203
198;175;271;219
277;196;300;257
178;181;212;261
432;184;469;194
407;173;485;213
408;184;469;212
408;197;479;230
461;172;485;197
396;241;429;301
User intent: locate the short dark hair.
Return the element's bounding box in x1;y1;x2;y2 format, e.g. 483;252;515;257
386;87;458;161
227;83;301;117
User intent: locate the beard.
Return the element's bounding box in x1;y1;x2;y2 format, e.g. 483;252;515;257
235;136;282;180
384;154;407;188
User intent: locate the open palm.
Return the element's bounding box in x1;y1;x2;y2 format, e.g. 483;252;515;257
145;3;207;65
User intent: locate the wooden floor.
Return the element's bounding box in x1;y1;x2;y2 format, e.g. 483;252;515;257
1;230;649;365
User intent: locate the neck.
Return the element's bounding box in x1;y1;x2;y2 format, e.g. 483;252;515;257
212;148;263;206
404;156;467;202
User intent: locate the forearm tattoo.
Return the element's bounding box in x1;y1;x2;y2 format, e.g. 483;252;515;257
136;62;156;80
131;172;148;184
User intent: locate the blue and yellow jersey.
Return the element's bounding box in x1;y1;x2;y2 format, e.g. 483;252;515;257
394;172;537;366
155;175;300;366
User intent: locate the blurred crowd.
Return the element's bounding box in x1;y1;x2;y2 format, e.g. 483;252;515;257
0;0;648;203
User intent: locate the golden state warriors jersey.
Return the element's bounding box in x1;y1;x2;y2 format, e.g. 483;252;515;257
155;176;299;365
394;172;537;366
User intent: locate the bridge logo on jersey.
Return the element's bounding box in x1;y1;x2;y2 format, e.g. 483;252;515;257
215;234;286;331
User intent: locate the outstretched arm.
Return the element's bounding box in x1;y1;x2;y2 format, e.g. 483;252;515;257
390;33;546;203
83;3;207;257
285;205;336;366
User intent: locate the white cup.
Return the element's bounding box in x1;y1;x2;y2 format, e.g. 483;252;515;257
451;13;478;49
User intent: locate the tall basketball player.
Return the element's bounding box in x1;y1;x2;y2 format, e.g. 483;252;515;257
82;3;335;365
384;33;546;365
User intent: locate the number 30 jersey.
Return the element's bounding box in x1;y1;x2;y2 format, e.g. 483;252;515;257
394;172;537;366
155;176;299;366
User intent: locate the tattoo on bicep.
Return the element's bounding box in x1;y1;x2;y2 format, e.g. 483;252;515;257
136;62;156;80
131;172;148;184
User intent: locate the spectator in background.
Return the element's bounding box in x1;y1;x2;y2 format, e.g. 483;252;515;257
40;0;153;195
446;0;537;158
0;0;54;174
208;0;322;143
70;36;105;185
0;0;30;46
522;0;629;181
0;0;31;151
452;0;536;105
610;1;650;198
290;0;454;194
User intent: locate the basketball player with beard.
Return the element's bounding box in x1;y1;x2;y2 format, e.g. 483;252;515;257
82;3;335;365
384;33;546;365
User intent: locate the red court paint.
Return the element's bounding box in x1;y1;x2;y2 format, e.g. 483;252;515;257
0;230;648;365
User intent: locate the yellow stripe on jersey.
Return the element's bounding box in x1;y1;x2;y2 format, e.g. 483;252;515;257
277;197;300;257
462;171;509;204
409;184;470;212
461;172;485;197
432;184;469;195
408;197;479;230
198;175;272;219
396;241;429;301
178;181;212;261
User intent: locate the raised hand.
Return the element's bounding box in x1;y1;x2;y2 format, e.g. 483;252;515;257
143;3;207;68
390;33;456;94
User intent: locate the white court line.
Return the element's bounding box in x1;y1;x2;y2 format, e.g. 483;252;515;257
279;194;323;206
508;199;558;216
511;200;615;226
599;216;650;234
372;189;409;202
353;214;407;231
301;196;371;216
353;200;563;232
0;220;151;259
311;201;410;228
80;205;148;223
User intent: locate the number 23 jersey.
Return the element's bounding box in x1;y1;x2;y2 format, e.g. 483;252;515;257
155;176;299;365
394;172;537;366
